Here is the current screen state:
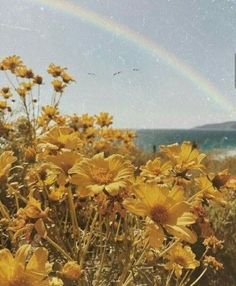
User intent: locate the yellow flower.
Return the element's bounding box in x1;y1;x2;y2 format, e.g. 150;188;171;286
15;65;28;77
48;63;65;77
50;277;64;286
78;113;95;129
15;66;34;79
69;152;134;196
26;163;56;188
37;115;48;127
93;139;111;153
61;71;75;83
0;87;12;99
160;141;206;174
1;55;23;73
95;112;113;127
99;127;117;141
42;105;59;119
68;114;81;131
24;68;34;79
8;207;47;242
120;130;136;144
61;261;82;280
16;86;27;97
48;186;67;201
195;176;226;205
203;255;223;270
55;115;66;126
51;79;66;93
47;151;82;186
124;183;197;243
23;196;49;219
0;244;51;286
140;157;172;183
19;82;34;92
164;242;199;278
145;222;165;248
83;126;97;139
203;235;224;251
0;100;7;110
39;126;82;151
0;151;17;183
16;82;34;97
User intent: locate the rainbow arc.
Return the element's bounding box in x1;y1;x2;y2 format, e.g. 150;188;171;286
36;0;233;112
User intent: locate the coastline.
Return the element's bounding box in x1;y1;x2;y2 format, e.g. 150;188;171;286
207;148;236;160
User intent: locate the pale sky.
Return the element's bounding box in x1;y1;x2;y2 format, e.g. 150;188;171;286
1;0;236;128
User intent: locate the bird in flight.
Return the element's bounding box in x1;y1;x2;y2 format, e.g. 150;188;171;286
132;68;139;71
113;71;122;76
88;72;96;76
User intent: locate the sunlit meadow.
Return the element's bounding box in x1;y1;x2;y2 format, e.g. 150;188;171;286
0;55;234;286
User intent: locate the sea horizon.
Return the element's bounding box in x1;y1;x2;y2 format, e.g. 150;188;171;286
135;128;236;153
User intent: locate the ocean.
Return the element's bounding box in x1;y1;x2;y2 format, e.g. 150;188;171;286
135;129;236;153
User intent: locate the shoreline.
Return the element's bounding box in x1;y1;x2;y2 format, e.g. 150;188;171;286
207;148;236;160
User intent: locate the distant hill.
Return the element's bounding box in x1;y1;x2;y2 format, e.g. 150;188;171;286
194;121;236;130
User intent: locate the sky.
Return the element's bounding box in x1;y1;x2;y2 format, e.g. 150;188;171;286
0;0;236;128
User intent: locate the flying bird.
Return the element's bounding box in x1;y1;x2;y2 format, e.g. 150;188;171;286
132;68;139;71
113;71;122;76
88;72;96;76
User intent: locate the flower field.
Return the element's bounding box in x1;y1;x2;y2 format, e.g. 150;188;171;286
0;55;234;286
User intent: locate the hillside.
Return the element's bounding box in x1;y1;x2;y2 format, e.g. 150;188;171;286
194;121;236;130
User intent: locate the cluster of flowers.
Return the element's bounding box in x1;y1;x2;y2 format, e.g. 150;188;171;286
0;55;231;286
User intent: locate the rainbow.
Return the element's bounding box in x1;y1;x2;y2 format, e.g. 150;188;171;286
35;0;233;112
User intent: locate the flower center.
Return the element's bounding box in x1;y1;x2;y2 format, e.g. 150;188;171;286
150;204;169;224
91;167;113;185
9;62;17;71
174;256;187;267
153;167;160;176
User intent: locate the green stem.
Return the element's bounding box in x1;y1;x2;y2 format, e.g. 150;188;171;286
80;212;98;268
189;268;207;286
159;238;180;257
67;186;80;239
46;236;72;261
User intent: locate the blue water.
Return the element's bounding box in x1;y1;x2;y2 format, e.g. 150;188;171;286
135;129;236;152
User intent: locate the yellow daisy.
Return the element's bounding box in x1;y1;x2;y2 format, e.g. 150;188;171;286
41;105;59;120
164;242;199;278
61;261;82;280
51;79;66;93
0;87;12;99
0;100;7;110
78;113;95;129
95;112;113;127
160;141;206;173
47;63;65;77
195;176;226;205
124;183;197;243
47;151;82;186
38;126;82;151
1;55;23;73
69;152;134;196
0;244;51;286
61;71;75;83
0;151;17;183
140;157;172;183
